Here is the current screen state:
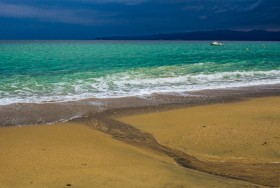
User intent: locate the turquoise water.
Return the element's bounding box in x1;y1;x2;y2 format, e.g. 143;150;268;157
0;41;280;105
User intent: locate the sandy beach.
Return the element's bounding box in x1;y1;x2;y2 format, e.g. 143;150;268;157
0;123;257;188
0;90;280;187
118;97;280;186
118;96;280;186
119;97;280;163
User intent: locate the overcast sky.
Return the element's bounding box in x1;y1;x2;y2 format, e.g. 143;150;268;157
0;0;279;39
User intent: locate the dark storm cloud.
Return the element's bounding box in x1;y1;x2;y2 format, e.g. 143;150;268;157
0;1;117;25
0;0;279;39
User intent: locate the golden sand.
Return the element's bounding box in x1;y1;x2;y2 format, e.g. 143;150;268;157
0;123;255;188
119;97;280;163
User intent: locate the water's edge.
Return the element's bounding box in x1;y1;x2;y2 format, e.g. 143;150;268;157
1;84;280;127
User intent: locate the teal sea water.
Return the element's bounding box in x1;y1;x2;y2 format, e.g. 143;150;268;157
0;41;280;105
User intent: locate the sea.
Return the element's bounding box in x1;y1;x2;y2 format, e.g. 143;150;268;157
0;40;280;106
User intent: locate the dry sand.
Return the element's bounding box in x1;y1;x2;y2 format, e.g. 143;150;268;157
118;96;280;186
119;96;280;163
0;123;256;188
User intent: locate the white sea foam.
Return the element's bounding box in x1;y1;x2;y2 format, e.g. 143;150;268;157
1;70;280;105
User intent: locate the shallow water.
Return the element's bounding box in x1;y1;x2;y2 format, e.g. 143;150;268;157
0;41;280;105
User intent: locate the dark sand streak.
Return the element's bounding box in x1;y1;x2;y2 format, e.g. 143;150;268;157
71;85;280;187
81;113;280;187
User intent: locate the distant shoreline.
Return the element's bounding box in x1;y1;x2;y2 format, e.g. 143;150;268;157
1;40;280;41
1;30;279;41
95;30;280;41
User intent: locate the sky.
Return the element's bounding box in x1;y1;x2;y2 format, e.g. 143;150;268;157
0;0;279;39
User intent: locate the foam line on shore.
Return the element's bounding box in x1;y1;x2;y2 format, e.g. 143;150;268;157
1;84;280;127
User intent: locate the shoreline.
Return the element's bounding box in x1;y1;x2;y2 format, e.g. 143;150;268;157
1;84;280;127
1;85;280;186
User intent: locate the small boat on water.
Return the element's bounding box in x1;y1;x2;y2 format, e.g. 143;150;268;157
210;41;224;46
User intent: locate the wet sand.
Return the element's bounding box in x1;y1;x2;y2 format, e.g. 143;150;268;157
1;84;280;127
0;123;256;188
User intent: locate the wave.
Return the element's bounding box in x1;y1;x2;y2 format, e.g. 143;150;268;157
1;69;280;105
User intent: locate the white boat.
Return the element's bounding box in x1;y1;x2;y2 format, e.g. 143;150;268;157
210;41;223;46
